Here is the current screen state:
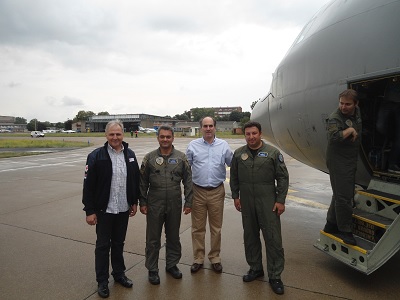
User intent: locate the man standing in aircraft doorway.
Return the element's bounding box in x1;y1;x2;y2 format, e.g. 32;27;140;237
186;116;233;274
323;89;362;246
82;120;140;298
230;121;289;295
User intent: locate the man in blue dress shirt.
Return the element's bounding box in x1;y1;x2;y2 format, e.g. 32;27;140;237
186;116;233;274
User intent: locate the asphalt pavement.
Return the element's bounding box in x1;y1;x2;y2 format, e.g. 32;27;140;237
0;136;399;300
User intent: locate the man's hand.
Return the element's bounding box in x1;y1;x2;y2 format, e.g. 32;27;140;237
273;202;285;216
86;214;97;225
234;198;241;212
183;207;192;215
129;204;137;217
140;205;148;215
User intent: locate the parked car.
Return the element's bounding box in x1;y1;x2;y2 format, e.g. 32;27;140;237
31;131;45;138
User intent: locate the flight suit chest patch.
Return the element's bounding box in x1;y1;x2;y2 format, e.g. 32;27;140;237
156;157;164;165
241;153;249;160
345;119;353;127
168;158;178;164
258;152;268;157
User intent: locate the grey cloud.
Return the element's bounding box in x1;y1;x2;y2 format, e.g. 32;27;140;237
147;17;201;33
44;96;84;106
0;0;117;46
6;81;21;88
61;96;84;106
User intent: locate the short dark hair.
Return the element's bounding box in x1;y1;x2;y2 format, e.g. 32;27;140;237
158;125;174;136
339;89;358;103
199;116;216;127
243;121;262;133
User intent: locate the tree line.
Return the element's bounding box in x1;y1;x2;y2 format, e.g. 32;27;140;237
17;103;258;131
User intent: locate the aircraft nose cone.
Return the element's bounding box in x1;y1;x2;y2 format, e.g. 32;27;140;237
250;97;277;146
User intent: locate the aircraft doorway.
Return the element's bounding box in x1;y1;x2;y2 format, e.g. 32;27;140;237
351;75;400;180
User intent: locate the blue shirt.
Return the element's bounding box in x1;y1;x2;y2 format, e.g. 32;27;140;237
186;137;233;187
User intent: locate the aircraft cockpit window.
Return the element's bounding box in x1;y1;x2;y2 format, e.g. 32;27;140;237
294;18;316;45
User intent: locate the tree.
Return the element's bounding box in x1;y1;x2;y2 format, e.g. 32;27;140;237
27;119;46;131
240;116;250;128
229;111;243;122
251;100;259;110
75;110;95;121
97;111;110;116
55;122;64;129
42;121;52;129
191;108;215;122
15;117;27;124
216;115;229;121
243;111;251;118
64;120;73;130
174;112;190;120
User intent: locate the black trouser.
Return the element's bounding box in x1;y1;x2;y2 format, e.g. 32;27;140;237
95;211;129;284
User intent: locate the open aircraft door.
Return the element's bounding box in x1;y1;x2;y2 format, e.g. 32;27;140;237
314;75;400;274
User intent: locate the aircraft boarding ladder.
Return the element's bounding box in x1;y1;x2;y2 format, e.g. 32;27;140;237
314;176;400;274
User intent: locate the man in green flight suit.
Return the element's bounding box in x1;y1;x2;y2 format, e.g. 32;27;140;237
140;125;193;285
323;89;362;245
230;121;289;295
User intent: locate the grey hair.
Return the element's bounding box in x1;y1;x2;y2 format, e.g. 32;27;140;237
105;119;124;133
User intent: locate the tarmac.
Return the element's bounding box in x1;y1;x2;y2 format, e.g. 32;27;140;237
0;136;399;300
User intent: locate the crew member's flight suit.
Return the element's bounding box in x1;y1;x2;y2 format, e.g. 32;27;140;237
230;141;289;280
140;147;193;272
326;106;362;232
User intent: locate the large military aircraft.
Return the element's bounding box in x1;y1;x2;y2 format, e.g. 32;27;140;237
251;0;400;274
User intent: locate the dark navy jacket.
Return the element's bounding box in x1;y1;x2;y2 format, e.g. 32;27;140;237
82;141;140;216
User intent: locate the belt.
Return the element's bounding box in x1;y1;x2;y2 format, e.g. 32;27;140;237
194;182;223;191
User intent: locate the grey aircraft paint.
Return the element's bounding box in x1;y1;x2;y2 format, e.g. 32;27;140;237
251;0;400;274
251;0;400;187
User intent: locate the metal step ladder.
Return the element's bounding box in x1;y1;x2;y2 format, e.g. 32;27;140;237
314;178;400;274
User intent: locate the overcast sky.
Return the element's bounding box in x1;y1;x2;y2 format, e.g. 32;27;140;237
0;0;328;123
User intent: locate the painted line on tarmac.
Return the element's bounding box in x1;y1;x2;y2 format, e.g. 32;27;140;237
0;160;83;172
225;177;328;210
286;194;329;209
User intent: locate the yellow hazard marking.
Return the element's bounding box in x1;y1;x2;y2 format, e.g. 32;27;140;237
353;214;388;229
286;194;329;210
320;230;368;254
358;190;400;205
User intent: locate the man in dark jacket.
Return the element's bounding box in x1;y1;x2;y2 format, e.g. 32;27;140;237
82;120;140;298
230;121;289;295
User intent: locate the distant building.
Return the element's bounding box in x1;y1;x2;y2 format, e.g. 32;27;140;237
85;114;177;132
189;106;242;120
0;116;26;132
174;120;239;137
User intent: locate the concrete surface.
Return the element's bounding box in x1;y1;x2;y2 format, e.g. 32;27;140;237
0;136;399;300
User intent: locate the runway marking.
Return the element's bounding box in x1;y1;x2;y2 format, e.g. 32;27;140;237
225;177;327;210
286;194;329;209
0;160;83;172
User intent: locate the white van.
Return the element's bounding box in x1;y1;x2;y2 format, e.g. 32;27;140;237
31;131;45;138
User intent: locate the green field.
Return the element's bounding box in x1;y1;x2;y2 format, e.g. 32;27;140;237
0;139;92;158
